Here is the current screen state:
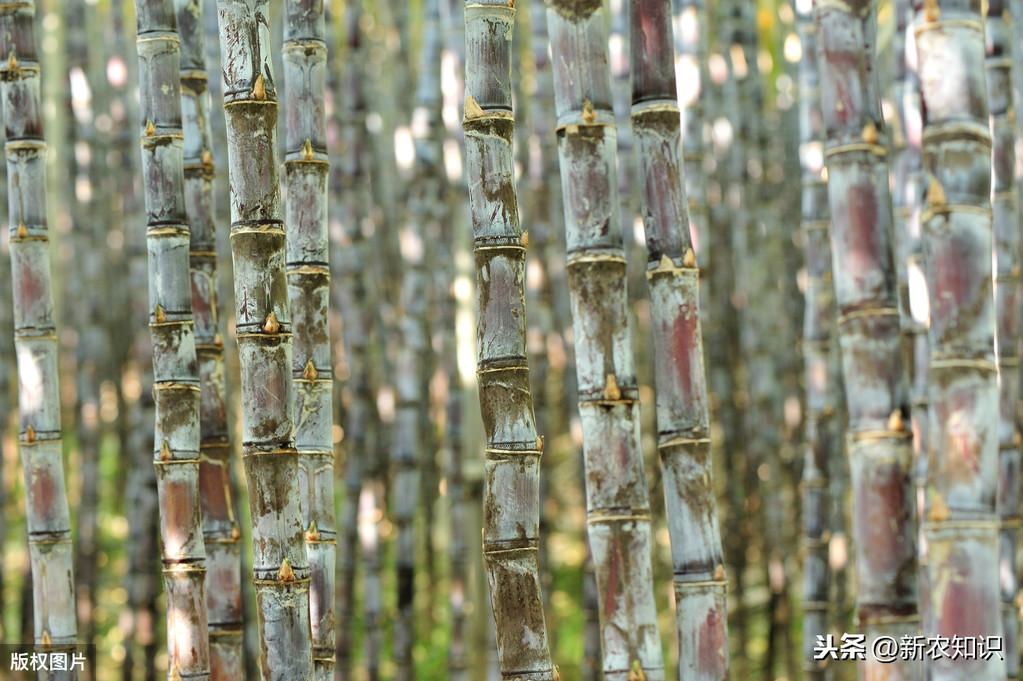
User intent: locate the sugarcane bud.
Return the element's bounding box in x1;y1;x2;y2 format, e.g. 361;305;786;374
214;333;224;348
25;425;35;443
231;525;241;540
160;440;172;461
520;231;529;247
154;303;167;323
6;51;16;71
929;495;949;521
278;557;296;582
887;409;905;433
536;436;544;451
714;564;726;581
252;73;267;101
924;0;940;21
144;119;156;137
553;667;561;681
201;149;214;167
683;248;697;268
927;177;947;206
603;374;621;401
170;663;183;681
302;138;314;161
306;521;320;542
1015;431;1022;447
263;311;281;334
303;358;318;381
628;660;646;681
861;121;879;145
463;95;484;120
39;630;51;646
582;98;596;125
16;222;27;238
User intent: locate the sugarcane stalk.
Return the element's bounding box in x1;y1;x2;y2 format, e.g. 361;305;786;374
214;1;314;679
630;1;727;679
985;1;1022;676
0;0;77;667
911;1;1005;677
815;0;921;677
543;2;665;679
281;1;336;678
131;0;213;678
462;1;557;678
672;0;709;259
796;4;839;679
174;0;245;678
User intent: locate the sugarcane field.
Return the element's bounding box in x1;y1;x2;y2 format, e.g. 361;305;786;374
0;0;1018;679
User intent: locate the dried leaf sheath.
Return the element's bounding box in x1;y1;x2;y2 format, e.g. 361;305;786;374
814;0;921;677
131;0;211;678
985;2;1022;675
215;1;313;679
911;1;1004;678
0;0;78;663
630;2;726;680
282;2;336;678
462;2;556;679
796;4;839;680
545;1;665;679
174;0;244;677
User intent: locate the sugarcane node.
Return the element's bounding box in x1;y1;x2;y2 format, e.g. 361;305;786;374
927;177;947;206
463;95;485;120
306;520;320;542
278;557;296;582
582;98;596;125
887;409;905;432
252;72;267;101
262;311;281;334
144;119;156;137
25;424;36;443
154;303;167;323
15;222;27;238
603;373;622;401
303;358;318;381
683;248;697;268
160;440;172;461
302;137;314;161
